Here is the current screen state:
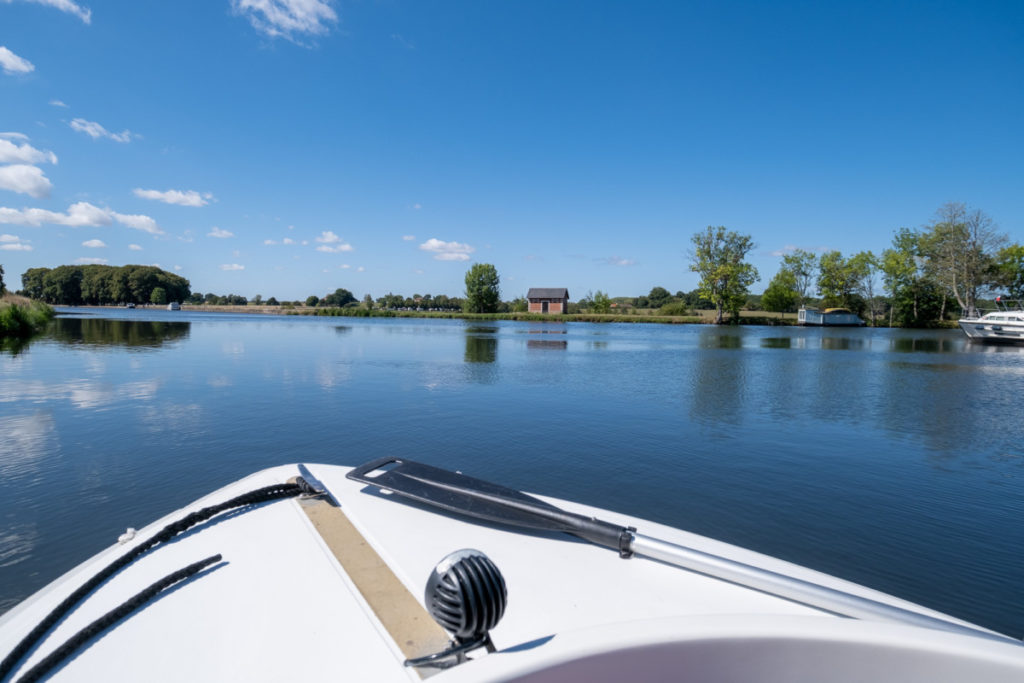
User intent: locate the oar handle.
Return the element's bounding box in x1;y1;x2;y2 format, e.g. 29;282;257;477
630;533;1019;645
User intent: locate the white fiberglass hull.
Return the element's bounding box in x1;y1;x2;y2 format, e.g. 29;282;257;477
1;464;1022;682
959;318;1024;342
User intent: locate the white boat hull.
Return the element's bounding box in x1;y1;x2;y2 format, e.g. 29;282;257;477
959;319;1024;342
2;464;1022;681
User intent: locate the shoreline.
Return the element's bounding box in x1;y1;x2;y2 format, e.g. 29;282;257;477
58;304;962;328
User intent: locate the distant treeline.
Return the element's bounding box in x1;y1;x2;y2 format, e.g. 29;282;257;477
21;265;190;306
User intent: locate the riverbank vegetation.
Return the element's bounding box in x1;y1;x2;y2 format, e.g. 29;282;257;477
14;202;1021;328
0;293;55;338
20;265;190;306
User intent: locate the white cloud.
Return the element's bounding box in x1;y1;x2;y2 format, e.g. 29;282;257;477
112;211;163;235
0;46;34;74
316;244;352;253
340;263;350;269
128;243;142;251
413;203;422;210
0;233;32;251
81;238;105;248
357;266;365;272
50;99;68;107
7;0;91;24
283;237;295;245
0;164;52;198
220;263;245;271
0;137;58;164
0;201;162;235
402;234;415;241
208;226;234;238
74;257;107;265
263;239;277;245
174;265;181;271
419;237;474;261
600;256;636;267
231;0;337;44
133;188;212;207
70;118;138;143
0;201;111;227
314;230;351;252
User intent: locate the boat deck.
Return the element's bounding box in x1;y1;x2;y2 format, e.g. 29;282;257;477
1;464;1020;682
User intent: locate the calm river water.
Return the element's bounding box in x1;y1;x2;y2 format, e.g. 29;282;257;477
2;309;1023;636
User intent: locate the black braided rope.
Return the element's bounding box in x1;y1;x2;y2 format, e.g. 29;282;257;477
14;554;223;683
1;479;314;682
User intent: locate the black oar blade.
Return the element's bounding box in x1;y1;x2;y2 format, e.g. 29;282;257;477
347;457;628;550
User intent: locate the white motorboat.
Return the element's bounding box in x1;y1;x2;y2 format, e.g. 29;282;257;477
958;298;1024;343
2;459;1022;682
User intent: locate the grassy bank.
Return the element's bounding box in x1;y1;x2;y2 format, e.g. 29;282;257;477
0;294;55;337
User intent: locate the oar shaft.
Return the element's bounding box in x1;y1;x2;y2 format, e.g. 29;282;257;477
630;533;1017;645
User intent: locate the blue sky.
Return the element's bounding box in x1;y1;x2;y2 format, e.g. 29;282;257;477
1;1;1021;301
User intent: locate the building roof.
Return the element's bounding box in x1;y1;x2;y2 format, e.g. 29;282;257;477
527;288;569;300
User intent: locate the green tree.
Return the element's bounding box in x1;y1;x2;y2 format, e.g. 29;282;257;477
848;251;880;324
510;296;528;312
42;266;84;305
991;244;1024;299
362;293;374;309
463;263;500;313
266;297;279;306
322;288;356;307
150;287;168;305
305;295;319;307
647;286;672;309
762;269;798;313
921;202;1005;315
21;267;50;300
689;226;759;324
591;290;612;313
781;249;817;306
0;264;5;295
252;294;263;305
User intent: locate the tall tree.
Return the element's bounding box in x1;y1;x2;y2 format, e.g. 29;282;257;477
647;286;672;308
0;263;5;295
463;263;500;313
780;249;817;306
848;251;880;324
991;244;1024;299
591;290;612;313
921;202;1005;315
762;268;798;313
322;288;356;307
817;251;856;308
689;226;759;324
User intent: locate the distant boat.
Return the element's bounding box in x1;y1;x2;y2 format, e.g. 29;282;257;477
958;298;1024;343
798;307;865;326
167;302;181;311
125;303;135;309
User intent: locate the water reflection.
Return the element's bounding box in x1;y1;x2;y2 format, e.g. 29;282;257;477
698;328;745;349
527;339;567;350
891;337;956;354
761;337;792;349
821;335;866;351
48;318;190;350
465;333;498;363
0;413;57;478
